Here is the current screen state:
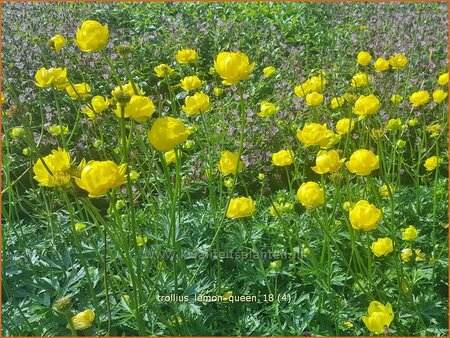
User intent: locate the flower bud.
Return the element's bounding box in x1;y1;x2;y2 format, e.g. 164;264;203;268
53;295;72;314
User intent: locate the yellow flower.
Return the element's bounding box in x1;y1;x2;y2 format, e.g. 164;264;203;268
349;200;382;231
82;96;110;118
154;64;174;78
66;83;91;100
401;248;413;262
401;225;418;241
438;72;449;85
371;237;394;257
389;53;408;69
415;249;426;261
180;75;202;91
147;117;189;152
272;149;294;166
35;67;68;89
33;148;72;187
75;222;86;232
258;101;279;117
353;94;380;117
385;118;402;131
114;95;155;123
75;20;108;52
136;235;148;247
182;91;211;116
424;156;442;171
269;202;293;217
356;51;372;66
346;149;379;176
296;123;330;147
263;66;276;77
223;178;233;188
296;182;325;209
258;173;265;180
432;89;448;103
351;72;370;87
409;90;430;107
343;321;354;329
408;118;419;127
1;93;5;104
294;75;326;97
390;94;403;104
360;25;366;31
75;160;126;198
68;309;95;330
226;196;256;219
213;87;223;97
48;124;69;136
22;148;30;156
379;184;395;197
305;92;324;106
218;151;244;175
112;82;144;97
362;301;394;334
214;51;254;84
312;150;345;174
49;34;67;52
336;118;355;135
330;97;345;109
164;149;181;165
11;126;25;138
129;170;139;181
176;49;198;64
374;57;390;72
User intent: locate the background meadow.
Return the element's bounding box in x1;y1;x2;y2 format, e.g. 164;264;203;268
2;2;449;336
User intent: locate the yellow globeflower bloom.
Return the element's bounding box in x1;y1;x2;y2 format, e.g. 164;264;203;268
176;49;198;64
379;184;395;197
389;53;408;69
49;34;67;53
362;301;394;334
356;51;372;66
401;248;413;262
374;57;390;72
75;222;86;232
33;148;72;187
213;87;223;97
34;67;53;87
75;160;126;198
263;66;276;78
437;72;449;85
336;118;355;135
415;249;426;261
154;64;174;78
218;151;244;175
214;51;254;85
401;225;418;241
349;200;382;231
424;156;442;171
11;126;25;138
297;182;325;209
147;117;189;152
75;20;108;52
226;196;256;219
296;123;330;147
409;90;430;107
345;149;379;176
82;96;110;118
182;91;211;116
330;97;345;109
272;149;294;166
115;95;155;123
390;94;403;104
112;82;144;97
48;124;69;136
136;235;148;247
385;118;402;131
353;94;380;117
180;75;202;91
311;150;345;174
371;237;394;257
351;72;370;87
66;83;91;100
35;67;68;89
164;149;182;165
433;89;448;103
258;101;279;117
305;92;324;106
68;309;95;331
